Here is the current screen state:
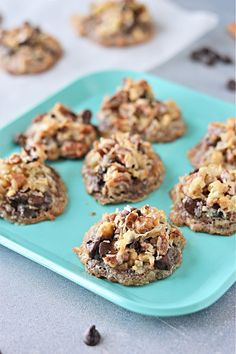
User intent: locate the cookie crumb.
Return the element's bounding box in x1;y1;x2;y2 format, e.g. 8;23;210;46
83;325;101;346
90;212;96;216
226;79;236;91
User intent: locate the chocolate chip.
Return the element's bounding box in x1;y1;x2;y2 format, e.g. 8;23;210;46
227;79;236;91
81;110;92;124
99;240;112;257
183;197;203;217
86;239;101;258
156;248;180;271
190;47;233;67
28;194;45;207
14;133;26;146
83;325;101;346
130;240;141;253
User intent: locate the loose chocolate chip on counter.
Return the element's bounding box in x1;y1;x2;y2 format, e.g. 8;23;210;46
190;47;233;67
83;325;101;346
226;79;236;91
90;211;96;216
81;110;92;124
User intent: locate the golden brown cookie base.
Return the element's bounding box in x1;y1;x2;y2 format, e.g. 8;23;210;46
77;249;183;286
100;118;186;143
170;208;236;236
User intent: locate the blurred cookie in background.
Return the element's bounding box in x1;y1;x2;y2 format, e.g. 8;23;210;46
71;0;154;47
0;21;63;75
227;22;236;38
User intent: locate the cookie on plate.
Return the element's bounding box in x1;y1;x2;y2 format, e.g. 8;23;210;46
188;118;236;169
71;0;154;47
170;165;236;235
15;103;97;160
0;22;62;75
82;133;165;204
0;148;67;224
98;78;186;142
74;205;186;286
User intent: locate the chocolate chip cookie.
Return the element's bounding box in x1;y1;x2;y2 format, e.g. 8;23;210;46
170;165;236;235
82;133;165;205
0;149;67;224
74;205;186;286
15;103;97;160
98;78;186;142
71;0;154;47
0;22;62;75
188;118;236;169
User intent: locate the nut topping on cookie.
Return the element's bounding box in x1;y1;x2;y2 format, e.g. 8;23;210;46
15;103;97;160
170;165;236;235
74;205;186;286
98;78;186;142
82;133;165;204
0;149;67;224
188;118;236;169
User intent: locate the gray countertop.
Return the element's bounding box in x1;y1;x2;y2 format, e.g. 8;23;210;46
0;1;235;354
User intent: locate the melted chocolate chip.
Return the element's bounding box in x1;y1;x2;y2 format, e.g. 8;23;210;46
156;248;180;271
14;133;26;146
7;191;52;219
99;240;112;257
86;239;101;258
183;197;203;217
130;240;141;253
81;110;92;124
83;325;101;346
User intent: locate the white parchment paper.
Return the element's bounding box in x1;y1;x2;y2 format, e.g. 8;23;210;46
0;0;218;124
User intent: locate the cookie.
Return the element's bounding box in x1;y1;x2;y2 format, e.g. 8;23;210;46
74;205;186;286
0;22;62;75
71;0;154;47
82;133;165;205
98;78;186;142
170;165;236;236
0;148;67;224
188;118;236;169
227;22;236;38
15;103;97;160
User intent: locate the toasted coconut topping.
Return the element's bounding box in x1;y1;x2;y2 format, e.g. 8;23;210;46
98;78;186;142
82;133;165;204
15;103;97;160
75;205;185;274
188;118;236;169
0;149;56;200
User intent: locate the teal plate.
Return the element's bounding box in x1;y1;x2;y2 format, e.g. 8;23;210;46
0;70;235;317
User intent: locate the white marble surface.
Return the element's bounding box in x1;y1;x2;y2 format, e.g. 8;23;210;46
0;0;235;354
